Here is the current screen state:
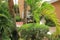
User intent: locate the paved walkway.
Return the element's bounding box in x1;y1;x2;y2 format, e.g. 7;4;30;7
49;27;56;33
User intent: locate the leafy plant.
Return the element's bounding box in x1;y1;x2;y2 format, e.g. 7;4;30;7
26;0;60;36
47;33;60;40
0;0;20;40
16;15;21;22
40;2;60;35
19;23;49;40
0;0;16;40
0;0;11;19
26;0;42;23
45;17;56;27
0;14;13;40
18;0;60;40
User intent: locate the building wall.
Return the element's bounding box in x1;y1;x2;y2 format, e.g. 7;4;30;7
52;1;60;21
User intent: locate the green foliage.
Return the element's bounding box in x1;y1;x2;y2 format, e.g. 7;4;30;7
26;0;41;7
14;4;18;9
47;33;60;40
45;17;56;27
41;2;57;23
14;4;21;22
19;23;49;40
0;0;14;40
0;14;13;40
26;0;60;35
26;0;42;23
14;4;19;13
0;1;11;18
16;15;21;22
41;2;60;34
18;0;60;40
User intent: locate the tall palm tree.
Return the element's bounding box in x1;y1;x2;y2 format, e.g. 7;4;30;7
8;0;19;40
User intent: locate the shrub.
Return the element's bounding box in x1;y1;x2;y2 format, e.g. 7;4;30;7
0;1;11;18
16;15;21;22
0;14;13;40
0;0;19;40
47;34;60;40
45;18;56;27
19;23;49;40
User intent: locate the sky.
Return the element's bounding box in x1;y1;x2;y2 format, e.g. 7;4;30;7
13;0;18;4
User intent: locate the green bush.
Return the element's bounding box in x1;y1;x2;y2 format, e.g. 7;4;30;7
0;14;13;40
45;18;56;27
0;0;19;40
16;15;21;22
47;34;60;40
19;23;49;40
0;1;11;18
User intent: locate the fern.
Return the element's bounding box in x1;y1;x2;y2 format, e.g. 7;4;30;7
41;2;60;35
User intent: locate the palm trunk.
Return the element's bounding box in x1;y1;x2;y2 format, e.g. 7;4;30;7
8;0;19;40
8;0;16;27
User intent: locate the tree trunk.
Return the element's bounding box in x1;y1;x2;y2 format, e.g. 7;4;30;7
8;0;16;27
8;0;19;40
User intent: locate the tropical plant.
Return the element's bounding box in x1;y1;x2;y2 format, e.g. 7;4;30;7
25;0;41;23
0;0;11;40
45;17;56;27
0;0;11;18
18;0;49;40
19;23;49;40
0;0;19;40
40;2;60;36
47;32;60;40
16;15;21;22
8;0;19;40
0;14;13;40
25;0;60;36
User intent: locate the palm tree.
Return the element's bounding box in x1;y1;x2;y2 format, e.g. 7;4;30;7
8;0;19;40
